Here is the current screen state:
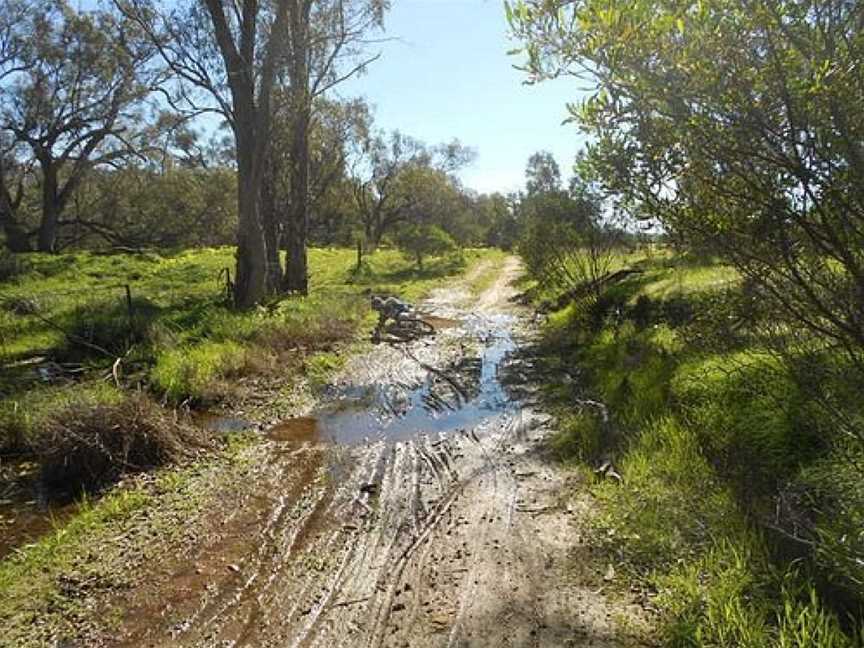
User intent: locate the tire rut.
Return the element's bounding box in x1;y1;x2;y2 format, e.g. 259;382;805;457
110;257;652;648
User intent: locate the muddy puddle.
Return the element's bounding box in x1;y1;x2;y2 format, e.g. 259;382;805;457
0;459;78;559
275;314;519;446
193;412;256;435
0;313;517;562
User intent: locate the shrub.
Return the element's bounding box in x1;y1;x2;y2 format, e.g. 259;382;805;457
37;393;209;496
393;224;457;270
0;383;123;454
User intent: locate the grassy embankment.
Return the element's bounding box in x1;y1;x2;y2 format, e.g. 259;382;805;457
0;246;503;644
533;251;862;646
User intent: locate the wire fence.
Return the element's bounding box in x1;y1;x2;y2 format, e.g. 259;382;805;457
0;267;234;366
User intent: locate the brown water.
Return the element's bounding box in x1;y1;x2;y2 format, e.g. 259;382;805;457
0;314;517;562
267;417;320;444
272;314;518;446
0;459;78;560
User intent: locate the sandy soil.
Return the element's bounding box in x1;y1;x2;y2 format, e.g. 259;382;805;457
94;256;652;648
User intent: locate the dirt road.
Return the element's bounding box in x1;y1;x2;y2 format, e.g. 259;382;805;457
110;257;649;647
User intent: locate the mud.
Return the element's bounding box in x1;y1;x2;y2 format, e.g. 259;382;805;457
98;257;652;647
0;459;78;560
290;313;517;446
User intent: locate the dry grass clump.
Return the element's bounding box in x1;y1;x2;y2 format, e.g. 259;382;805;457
38;393;210;496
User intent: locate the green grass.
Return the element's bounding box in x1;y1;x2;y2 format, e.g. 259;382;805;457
1;246;498;445
0;245;506;642
531;250;860;645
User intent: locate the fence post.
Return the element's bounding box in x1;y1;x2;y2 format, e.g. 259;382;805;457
356;239;363;272
124;284;134;320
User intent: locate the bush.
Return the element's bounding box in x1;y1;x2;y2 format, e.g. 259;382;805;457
393;224;457;269
37;393;209;496
0;383;123;454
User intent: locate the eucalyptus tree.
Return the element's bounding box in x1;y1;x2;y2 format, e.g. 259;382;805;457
0;0;158;252
117;0;293;307
524;150;561;196
0;138;32;252
350;131;474;248
263;95;371;286
278;0;387;294
508;0;864;363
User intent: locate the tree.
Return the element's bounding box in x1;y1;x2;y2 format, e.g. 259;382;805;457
508;0;864;364
518;163;612;294
393;223;456;270
278;0;386;294
0;0;157;252
266;91;370;247
473;192;520;249
118;0;292;308
0;138;33;252
350;130;474;248
69;165;237;249
268;93;373;291
524;150;561;196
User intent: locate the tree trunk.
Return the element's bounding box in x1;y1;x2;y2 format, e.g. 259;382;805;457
283;106;309;293
0;217;31;252
0;199;31;253
233;126;270;309
0;160;31;252
261;150;283;292
282;0;310;295
37;163;59;253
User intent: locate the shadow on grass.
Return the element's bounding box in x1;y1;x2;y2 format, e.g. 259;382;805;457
351;255;466;288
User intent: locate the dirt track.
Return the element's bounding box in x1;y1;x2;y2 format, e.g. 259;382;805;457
110;257;650;648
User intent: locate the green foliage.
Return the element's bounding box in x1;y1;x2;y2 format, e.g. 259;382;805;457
530;251;861;644
509;0;864;365
551;410;603;462
393;223;457;269
79;167;238;249
305;352;345;389
672;352;821;489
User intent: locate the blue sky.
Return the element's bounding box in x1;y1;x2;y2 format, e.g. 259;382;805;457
337;0;589;195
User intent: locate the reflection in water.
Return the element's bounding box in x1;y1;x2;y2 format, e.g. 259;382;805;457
282;315;518;446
